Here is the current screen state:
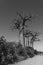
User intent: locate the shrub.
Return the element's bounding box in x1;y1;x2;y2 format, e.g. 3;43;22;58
25;46;35;57
16;43;27;57
34;50;38;55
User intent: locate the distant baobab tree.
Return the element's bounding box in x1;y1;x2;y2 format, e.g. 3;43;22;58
24;30;33;47
30;32;40;48
10;11;33;47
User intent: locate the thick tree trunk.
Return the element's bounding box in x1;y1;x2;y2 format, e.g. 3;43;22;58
30;40;34;48
32;42;33;48
19;32;21;44
22;28;25;47
23;35;25;47
28;37;29;46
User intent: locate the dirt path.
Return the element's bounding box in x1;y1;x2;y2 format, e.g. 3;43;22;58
9;55;43;65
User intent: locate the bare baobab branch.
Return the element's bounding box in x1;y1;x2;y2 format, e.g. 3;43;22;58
17;12;23;20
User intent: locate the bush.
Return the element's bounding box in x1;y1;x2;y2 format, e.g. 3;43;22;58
16;43;27;57
13;54;18;62
25;46;35;57
34;50;38;55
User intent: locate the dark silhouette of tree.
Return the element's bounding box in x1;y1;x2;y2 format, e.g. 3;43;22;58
30;32;40;48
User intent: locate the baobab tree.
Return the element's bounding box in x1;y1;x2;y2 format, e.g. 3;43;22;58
10;11;33;47
16;12;33;47
30;32;40;48
24;30;33;47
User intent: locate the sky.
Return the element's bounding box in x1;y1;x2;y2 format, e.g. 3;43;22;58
0;0;43;51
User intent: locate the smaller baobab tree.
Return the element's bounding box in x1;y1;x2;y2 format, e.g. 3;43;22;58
24;30;34;47
30;32;40;48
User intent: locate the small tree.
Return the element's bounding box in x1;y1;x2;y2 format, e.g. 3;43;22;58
24;30;33;46
30;32;40;48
